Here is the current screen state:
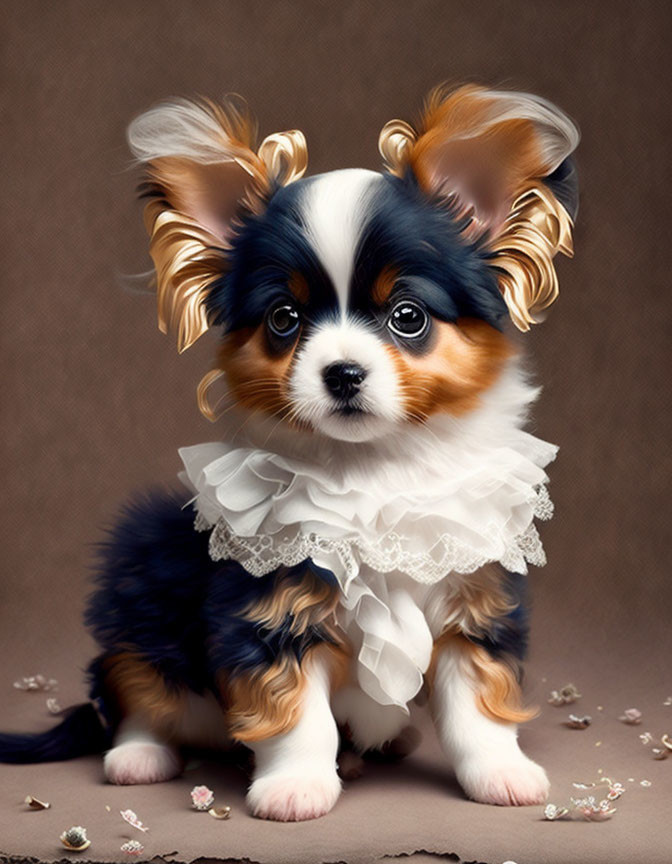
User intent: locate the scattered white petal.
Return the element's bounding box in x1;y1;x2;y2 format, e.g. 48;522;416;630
640;780;652;787
46;697;61;714
12;675;58;693
639;732;654;745
607;783;625;800
120;809;149;832
121;840;144;855
544;803;570;820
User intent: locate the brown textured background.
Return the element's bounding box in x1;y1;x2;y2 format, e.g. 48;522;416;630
1;2;671;863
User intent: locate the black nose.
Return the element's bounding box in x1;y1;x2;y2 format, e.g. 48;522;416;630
322;362;367;400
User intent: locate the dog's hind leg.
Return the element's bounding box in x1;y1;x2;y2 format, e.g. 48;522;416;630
104;718;182;785
97;652;186;786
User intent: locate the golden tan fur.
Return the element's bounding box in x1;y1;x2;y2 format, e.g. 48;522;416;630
101;652;188;739
389;317;514;419
440;563;517;638
425;564;537;724
428;630;537;725
222;644;349;743
244;566;341;635
371;266;399;306
213;326;296;419
220;568;349;743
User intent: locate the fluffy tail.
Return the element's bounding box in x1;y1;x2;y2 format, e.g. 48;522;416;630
0;703;111;764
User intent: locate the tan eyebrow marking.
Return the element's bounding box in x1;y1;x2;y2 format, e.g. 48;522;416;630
288;271;310;304
372;266;399;306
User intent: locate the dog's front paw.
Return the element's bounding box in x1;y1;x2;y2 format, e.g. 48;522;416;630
456;753;549;806
104;740;181;785
247;770;341;821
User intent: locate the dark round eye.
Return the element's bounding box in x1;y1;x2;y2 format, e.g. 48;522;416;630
387;300;429;338
267;303;300;338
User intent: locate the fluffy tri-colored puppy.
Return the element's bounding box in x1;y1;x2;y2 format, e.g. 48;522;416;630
0;85;578;821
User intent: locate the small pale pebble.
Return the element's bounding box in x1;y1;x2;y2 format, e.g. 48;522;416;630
46;698;61;714
595;741;602;747
105;805;111;812
663;696;672;706
597;768;603;774
565;714;591;729
640;780;652;787
619;708;642;725
628;778;634;782
597;705;603;711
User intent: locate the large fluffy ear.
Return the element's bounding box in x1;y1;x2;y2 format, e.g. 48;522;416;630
128;97;308;352
379;85;579;330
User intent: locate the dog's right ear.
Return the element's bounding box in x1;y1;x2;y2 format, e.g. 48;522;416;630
128;98;307;352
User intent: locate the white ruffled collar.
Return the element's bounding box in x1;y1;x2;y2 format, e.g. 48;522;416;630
179;362;557;709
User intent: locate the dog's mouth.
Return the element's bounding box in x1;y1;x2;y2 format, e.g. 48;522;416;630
330;403;368;418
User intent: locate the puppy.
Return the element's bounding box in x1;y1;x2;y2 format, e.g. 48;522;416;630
0;84;578;821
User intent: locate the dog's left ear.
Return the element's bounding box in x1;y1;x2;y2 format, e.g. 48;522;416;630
128;97;307;351
379;85;579;330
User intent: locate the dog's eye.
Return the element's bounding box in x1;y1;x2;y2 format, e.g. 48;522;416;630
387;300;429;339
267;303;300;338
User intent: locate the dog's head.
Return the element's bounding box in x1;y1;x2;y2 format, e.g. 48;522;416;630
129;85;578;442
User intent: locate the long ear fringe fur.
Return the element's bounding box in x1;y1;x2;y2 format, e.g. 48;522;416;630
143;200;228;353
489;182;574;331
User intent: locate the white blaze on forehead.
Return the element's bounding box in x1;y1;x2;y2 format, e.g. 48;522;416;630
300;169;382;311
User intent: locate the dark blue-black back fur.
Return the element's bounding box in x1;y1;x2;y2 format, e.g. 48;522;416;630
86;491;339;703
